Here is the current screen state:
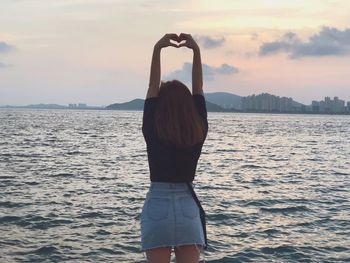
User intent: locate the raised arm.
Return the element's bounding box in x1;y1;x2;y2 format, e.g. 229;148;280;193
179;33;203;95
146;34;179;99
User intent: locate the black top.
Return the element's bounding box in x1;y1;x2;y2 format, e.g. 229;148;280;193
142;94;208;182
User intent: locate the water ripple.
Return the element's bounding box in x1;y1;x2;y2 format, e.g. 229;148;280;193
0;109;349;262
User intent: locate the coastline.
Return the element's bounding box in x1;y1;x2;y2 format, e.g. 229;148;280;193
1;105;349;116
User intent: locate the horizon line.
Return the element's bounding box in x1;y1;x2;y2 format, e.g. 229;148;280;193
1;91;350;107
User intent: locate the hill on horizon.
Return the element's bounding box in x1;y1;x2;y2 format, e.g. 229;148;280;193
105;92;242;111
204;92;242;109
105;91;305;111
105;99;144;110
105;97;227;112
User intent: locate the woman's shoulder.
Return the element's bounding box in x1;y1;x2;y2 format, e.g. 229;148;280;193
145;96;158;102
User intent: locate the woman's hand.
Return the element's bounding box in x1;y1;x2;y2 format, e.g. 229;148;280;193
148;33;178;98
147;33;203;99
177;33;203;95
155;33;180;49
178;33;200;51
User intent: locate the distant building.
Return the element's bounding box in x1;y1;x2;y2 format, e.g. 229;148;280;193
312;97;346;113
78;103;87;108
312;101;320;112
334;97;345;112
68;103;88;108
324;96;331;112
241;93;295;112
347;101;350;112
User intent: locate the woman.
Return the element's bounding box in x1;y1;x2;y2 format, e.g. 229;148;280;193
140;33;208;263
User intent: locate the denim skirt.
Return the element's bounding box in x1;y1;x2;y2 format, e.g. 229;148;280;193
140;182;205;252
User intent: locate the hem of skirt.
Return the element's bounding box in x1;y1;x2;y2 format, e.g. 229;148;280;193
140;242;205;252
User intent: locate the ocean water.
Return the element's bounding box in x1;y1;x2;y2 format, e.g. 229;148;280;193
0;108;349;262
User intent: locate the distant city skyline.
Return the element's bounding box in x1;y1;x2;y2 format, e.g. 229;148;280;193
1;0;350;105
1;90;350;108
1;91;349;110
242;93;350;113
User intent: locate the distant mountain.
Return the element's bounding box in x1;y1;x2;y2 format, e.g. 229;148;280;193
205;92;242;109
27;104;68;109
105;98;227;112
0;104;68;109
0;104;103;109
105;99;145;110
205;101;227;112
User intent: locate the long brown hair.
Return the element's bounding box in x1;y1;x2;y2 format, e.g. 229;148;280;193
155;80;205;148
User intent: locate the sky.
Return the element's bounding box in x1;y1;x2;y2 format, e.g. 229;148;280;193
0;0;350;106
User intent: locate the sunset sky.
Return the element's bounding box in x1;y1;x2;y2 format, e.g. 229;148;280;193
1;0;350;106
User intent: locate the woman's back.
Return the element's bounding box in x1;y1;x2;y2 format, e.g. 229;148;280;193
142;93;208;182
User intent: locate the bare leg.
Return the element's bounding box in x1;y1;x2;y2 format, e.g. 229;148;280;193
174;244;201;263
145;246;172;263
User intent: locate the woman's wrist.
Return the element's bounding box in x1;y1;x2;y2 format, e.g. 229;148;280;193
154;43;163;52
192;45;200;53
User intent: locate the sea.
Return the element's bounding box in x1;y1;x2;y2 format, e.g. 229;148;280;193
0;108;349;262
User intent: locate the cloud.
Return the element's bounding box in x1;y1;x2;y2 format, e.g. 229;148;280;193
195;35;225;49
215;63;239;75
259;26;350;58
165;62;239;82
251;33;259;41
0;41;14;53
0;41;15;69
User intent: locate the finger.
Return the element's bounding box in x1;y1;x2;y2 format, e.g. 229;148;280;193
169;39;180;47
179;33;190;40
168;43;179;48
178;43;189;48
166;33;179;40
178;33;185;41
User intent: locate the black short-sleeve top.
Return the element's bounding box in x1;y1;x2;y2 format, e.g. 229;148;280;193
142;94;208;182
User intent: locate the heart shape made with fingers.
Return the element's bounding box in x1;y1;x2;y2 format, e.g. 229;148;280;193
169;34;186;46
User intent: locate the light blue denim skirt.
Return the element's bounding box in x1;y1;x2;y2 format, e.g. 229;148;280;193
140;182;205;252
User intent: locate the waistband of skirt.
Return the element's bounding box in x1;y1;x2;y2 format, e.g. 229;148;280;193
149;182;193;190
